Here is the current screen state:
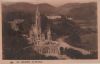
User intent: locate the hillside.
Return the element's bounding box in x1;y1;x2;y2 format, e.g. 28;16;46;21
2;2;56;15
57;2;97;20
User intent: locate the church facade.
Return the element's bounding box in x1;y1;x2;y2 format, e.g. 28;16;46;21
27;7;60;57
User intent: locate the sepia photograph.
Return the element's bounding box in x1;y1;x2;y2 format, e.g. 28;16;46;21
1;0;98;61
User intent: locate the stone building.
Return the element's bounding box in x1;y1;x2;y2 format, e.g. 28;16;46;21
28;7;60;57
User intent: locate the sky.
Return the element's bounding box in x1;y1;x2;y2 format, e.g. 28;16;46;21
1;0;97;6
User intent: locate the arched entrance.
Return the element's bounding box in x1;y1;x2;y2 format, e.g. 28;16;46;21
60;47;65;55
42;47;50;54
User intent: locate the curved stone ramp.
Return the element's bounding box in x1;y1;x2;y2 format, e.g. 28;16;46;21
57;38;91;55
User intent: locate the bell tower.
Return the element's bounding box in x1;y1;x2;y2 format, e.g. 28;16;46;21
33;6;42;41
47;26;52;41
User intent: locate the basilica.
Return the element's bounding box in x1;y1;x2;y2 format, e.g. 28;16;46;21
27;7;61;57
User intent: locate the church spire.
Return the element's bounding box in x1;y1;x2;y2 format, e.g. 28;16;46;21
47;26;52;41
34;6;41;40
